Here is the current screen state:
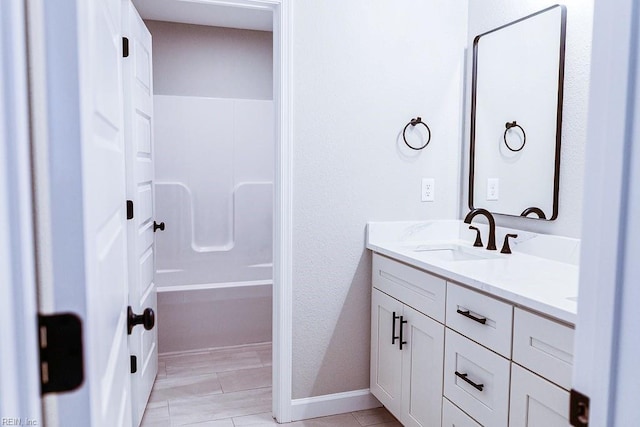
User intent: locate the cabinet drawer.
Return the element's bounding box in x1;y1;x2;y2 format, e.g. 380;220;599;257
512;308;574;389
442;398;481;427
509;363;570;427
444;329;510;427
445;283;513;357
372;253;446;323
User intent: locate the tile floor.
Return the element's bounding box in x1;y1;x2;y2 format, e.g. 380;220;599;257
141;343;401;427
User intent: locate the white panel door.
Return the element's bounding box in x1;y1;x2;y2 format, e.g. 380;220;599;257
78;0;132;424
29;0;131;424
123;2;157;425
401;305;444;427
370;289;403;416
0;0;42;420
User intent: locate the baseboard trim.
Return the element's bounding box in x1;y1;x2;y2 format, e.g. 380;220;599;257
290;389;382;421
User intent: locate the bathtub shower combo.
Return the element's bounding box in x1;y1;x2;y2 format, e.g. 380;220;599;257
154;95;274;353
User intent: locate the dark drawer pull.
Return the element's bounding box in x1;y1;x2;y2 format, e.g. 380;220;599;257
455;371;484;391
456;309;487;324
399;316;408;350
392;312;400;345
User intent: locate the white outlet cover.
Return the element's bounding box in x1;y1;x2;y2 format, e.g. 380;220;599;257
422;178;435;202
487;178;499;201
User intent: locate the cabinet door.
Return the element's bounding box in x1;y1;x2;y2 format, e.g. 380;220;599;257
401;305;444;427
510;363;570;427
371;289;404;416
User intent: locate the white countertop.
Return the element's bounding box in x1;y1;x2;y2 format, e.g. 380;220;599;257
366;220;580;325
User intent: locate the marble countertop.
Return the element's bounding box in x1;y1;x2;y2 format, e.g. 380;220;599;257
366;220;580;325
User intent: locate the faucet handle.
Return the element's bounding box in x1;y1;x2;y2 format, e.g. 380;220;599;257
501;234;518;254
468;226;483;247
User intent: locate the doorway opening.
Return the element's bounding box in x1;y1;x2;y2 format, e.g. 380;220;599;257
130;0;291;424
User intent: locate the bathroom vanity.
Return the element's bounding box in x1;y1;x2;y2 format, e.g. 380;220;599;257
366;220;578;427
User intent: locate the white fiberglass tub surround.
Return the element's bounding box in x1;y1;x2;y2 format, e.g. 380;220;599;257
154;95;274;352
157;282;272;353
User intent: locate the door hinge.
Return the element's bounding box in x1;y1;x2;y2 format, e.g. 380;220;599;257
122;37;130;58
130;355;137;374
38;313;84;395
127;200;134;220
570;388;590;427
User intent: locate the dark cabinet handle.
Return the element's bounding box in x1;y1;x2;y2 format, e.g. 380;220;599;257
153;221;165;232
392;312;400;345
455;371;484;391
456;308;487;324
127;306;155;335
399;316;408;350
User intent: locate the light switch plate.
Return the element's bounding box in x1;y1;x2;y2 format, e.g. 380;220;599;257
422;178;435;202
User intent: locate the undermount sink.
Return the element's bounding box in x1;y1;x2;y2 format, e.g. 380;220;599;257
411;243;500;261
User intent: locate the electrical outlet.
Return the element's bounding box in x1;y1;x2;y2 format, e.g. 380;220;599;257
487;178;499;201
422;178;435;202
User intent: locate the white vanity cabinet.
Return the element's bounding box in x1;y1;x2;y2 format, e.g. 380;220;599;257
369;252;576;427
509;308;574;427
442;397;481;427
371;254;446;427
509;364;571;427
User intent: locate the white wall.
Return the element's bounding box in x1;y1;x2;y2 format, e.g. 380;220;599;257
463;0;594;238
145;20;272;100
291;0;468;399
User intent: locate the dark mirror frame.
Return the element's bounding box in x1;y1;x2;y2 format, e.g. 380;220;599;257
468;4;567;220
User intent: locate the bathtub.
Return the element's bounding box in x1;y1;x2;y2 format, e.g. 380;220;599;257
157;280;272;354
153;95;274;354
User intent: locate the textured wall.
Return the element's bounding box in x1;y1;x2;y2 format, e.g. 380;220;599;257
291;0;468;399
145;20;272;100
463;0;594;238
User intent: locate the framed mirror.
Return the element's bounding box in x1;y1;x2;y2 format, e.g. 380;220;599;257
469;5;567;220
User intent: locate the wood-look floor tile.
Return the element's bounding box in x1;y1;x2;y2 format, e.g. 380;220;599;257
256;348;272;367
150;373;222;403
177;419;234;427
162;351;216;378
288;414;362;427
140;401;170;427
232;412;279;426
158;361;167;379
168;387;272;425
208;349;263;374
163;350;262;378
351;408;397;426
217;366;271;393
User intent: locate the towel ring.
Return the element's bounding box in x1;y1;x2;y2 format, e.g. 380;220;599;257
403;117;431;150
503;121;526;152
520;207;547;219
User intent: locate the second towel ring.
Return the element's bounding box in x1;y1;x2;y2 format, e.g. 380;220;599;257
403;117;431;150
504;121;526;152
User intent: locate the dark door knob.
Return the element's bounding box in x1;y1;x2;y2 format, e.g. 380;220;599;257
153;221;165;232
127;306;155;335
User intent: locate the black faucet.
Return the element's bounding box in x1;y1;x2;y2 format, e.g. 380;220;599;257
463;208;497;250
